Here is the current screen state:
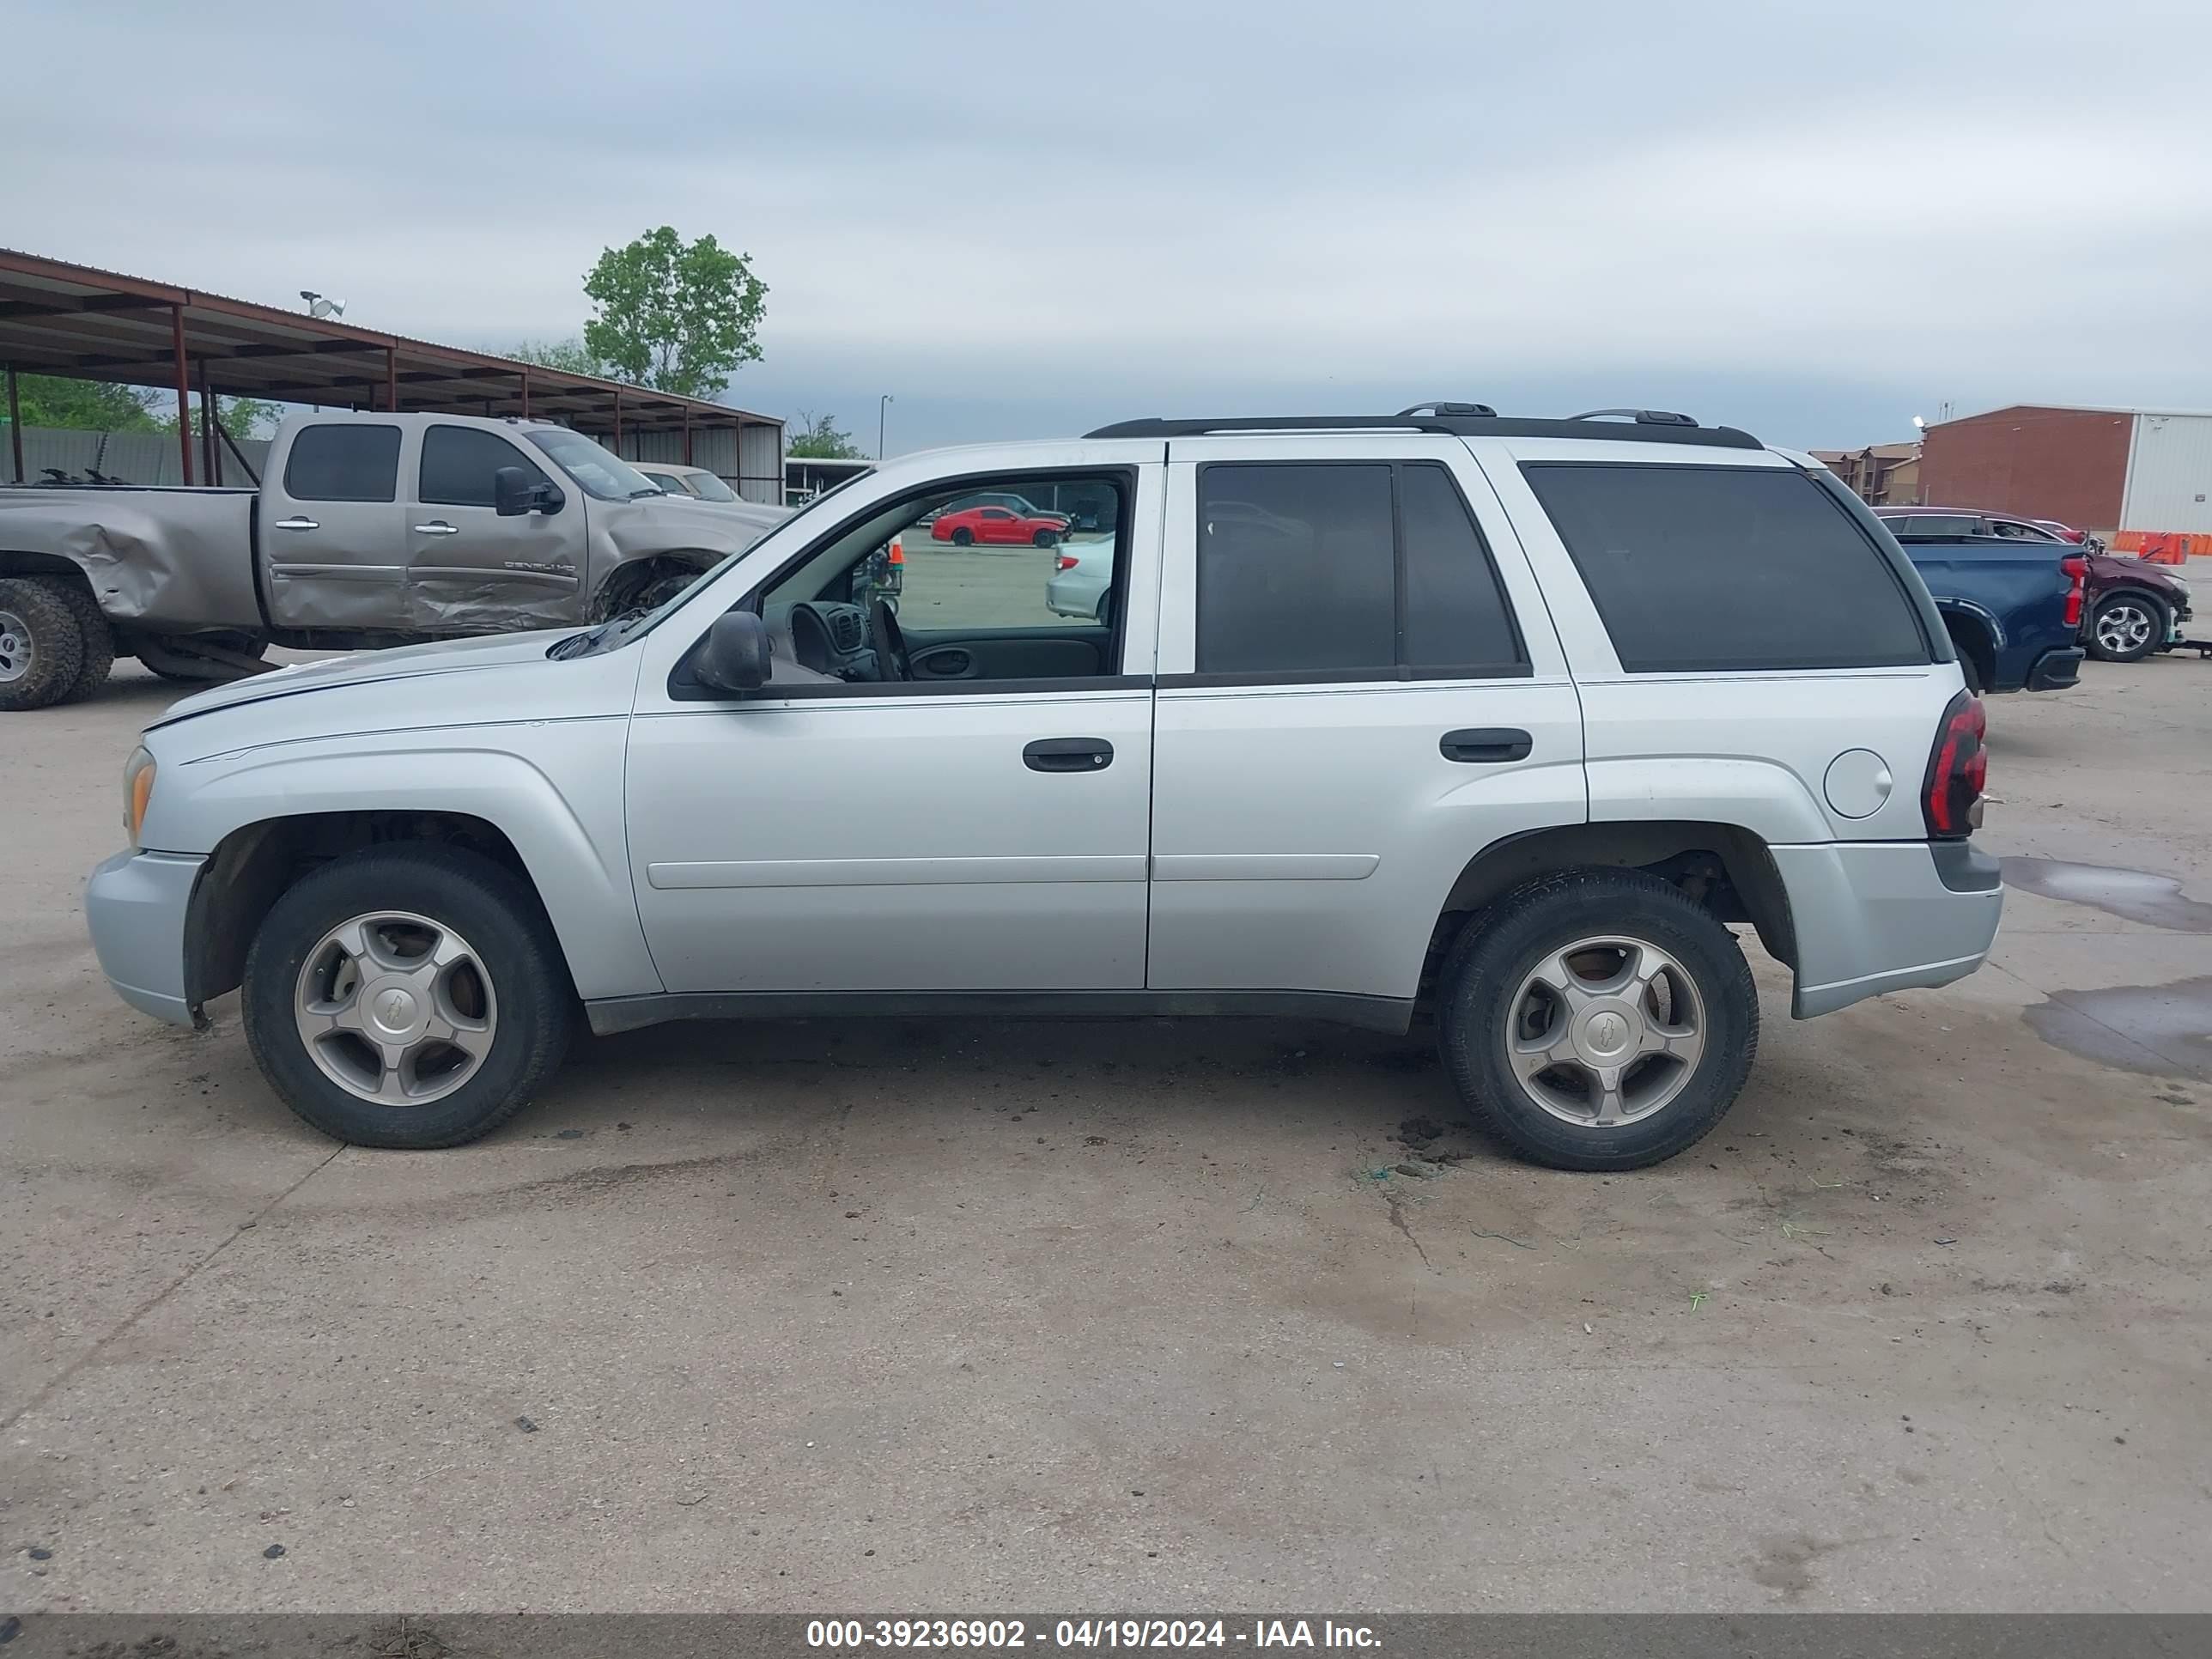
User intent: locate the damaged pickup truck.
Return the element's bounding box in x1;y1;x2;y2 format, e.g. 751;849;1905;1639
0;410;785;711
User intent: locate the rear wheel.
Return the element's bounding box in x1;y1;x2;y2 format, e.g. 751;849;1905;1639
0;577;85;712
242;845;573;1149
1436;869;1759;1171
2087;592;2166;663
29;577;113;702
951;526;975;546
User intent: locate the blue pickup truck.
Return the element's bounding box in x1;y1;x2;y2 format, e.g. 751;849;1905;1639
1870;507;2086;695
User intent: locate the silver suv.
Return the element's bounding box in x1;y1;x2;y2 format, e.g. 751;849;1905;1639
84;407;2003;1170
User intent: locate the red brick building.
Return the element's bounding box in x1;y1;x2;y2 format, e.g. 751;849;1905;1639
1918;404;2212;559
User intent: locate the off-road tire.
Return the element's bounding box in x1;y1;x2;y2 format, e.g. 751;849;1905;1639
1436;868;1759;1171
242;845;573;1149
0;576;86;712
33;577;115;702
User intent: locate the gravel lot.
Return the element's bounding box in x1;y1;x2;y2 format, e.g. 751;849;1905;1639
3;644;2209;1613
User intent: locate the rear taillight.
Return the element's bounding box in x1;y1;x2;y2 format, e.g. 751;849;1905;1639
1923;689;1987;839
2062;553;2087;628
1054;554;1079;572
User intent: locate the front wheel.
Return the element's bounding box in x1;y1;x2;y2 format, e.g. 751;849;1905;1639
242;845;573;1148
2087;593;2166;663
1436;869;1759;1170
1033;528;1059;548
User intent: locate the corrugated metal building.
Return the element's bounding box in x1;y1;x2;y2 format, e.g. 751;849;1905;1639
1918;404;2212;560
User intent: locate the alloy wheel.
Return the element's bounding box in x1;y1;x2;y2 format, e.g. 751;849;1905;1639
293;910;497;1106
1504;934;1706;1127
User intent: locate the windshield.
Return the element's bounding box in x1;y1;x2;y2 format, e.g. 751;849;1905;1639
686;471;739;502
548;466;877;659
524;428;662;501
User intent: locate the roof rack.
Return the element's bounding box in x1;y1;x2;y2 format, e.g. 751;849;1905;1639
1084;409;1762;449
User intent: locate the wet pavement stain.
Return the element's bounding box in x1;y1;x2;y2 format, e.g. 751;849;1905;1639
2001;858;2212;932
2023;976;2212;1080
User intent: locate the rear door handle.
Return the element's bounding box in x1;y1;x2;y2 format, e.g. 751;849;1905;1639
1024;737;1113;773
413;520;460;536
1441;727;1534;763
274;516;319;532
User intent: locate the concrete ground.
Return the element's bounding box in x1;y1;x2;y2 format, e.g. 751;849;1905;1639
3;647;2210;1614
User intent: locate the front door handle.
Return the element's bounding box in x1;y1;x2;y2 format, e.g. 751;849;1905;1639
274;516;319;532
413;520;461;537
1441;727;1534;763
1024;737;1113;773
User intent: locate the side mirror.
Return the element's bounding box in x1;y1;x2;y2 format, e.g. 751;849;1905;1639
494;466;563;517
695;610;772;695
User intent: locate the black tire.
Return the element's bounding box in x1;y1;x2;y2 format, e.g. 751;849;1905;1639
1435;869;1759;1171
1954;642;1984;696
0;576;86;712
242;844;573;1149
29;577;114;702
1032;528;1059;548
951;526;975;546
2086;592;2167;664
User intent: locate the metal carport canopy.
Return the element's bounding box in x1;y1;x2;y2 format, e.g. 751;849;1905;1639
0;247;781;485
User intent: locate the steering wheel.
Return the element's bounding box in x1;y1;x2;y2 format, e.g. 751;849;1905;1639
868;598;911;683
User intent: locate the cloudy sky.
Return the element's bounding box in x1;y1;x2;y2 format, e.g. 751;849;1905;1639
8;0;2210;453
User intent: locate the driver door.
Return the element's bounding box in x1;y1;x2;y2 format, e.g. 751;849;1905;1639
623;450;1163;996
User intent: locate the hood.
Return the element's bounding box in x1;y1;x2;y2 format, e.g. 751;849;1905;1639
2091;551;2185;591
611;493;788;554
150;628;578;727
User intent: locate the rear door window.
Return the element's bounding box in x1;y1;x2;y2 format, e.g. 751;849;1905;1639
1521;463;1931;673
284;424;401;503
1194;461;1526;678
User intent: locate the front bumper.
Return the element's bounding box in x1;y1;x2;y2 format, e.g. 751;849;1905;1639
2027;647;2084;690
84;848;205;1027
1771;839;2003;1018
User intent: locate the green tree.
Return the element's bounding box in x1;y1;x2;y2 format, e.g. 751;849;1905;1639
507;336;609;378
3;374;160;432
581;227;767;398
786;410;864;459
158;394;282;441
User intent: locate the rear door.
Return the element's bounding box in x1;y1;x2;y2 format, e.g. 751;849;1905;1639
259;419;407;629
1146;434;1585;1005
1477;439;1955;845
408;422;586;631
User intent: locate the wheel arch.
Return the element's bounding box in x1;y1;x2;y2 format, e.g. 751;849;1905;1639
1422;820;1797;1006
1936;603;1998;688
173;750;659;1013
589;548;721;622
0;549;101;602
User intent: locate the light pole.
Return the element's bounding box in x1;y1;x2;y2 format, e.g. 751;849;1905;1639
878;393;894;459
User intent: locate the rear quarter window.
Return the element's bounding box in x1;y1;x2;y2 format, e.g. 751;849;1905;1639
1521;462;1933;673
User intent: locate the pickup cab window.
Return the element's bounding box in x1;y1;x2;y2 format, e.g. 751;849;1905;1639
419;425;551;507
283;425;401;503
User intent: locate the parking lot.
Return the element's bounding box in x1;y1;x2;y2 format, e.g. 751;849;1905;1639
4;641;2210;1613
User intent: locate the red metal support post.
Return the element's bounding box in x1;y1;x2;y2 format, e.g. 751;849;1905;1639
612;386;623;453
171;305;194;484
520;367;530;420
198;356;218;486
385;346;398;413
5;363;22;484
683;403;692;465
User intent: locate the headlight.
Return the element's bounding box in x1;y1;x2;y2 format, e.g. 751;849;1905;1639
2169;575;2191;599
123;745;156;847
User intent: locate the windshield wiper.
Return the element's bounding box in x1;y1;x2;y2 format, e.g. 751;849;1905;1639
627;486;663;500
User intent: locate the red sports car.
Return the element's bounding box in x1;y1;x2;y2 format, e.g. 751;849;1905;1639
930;504;1065;547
